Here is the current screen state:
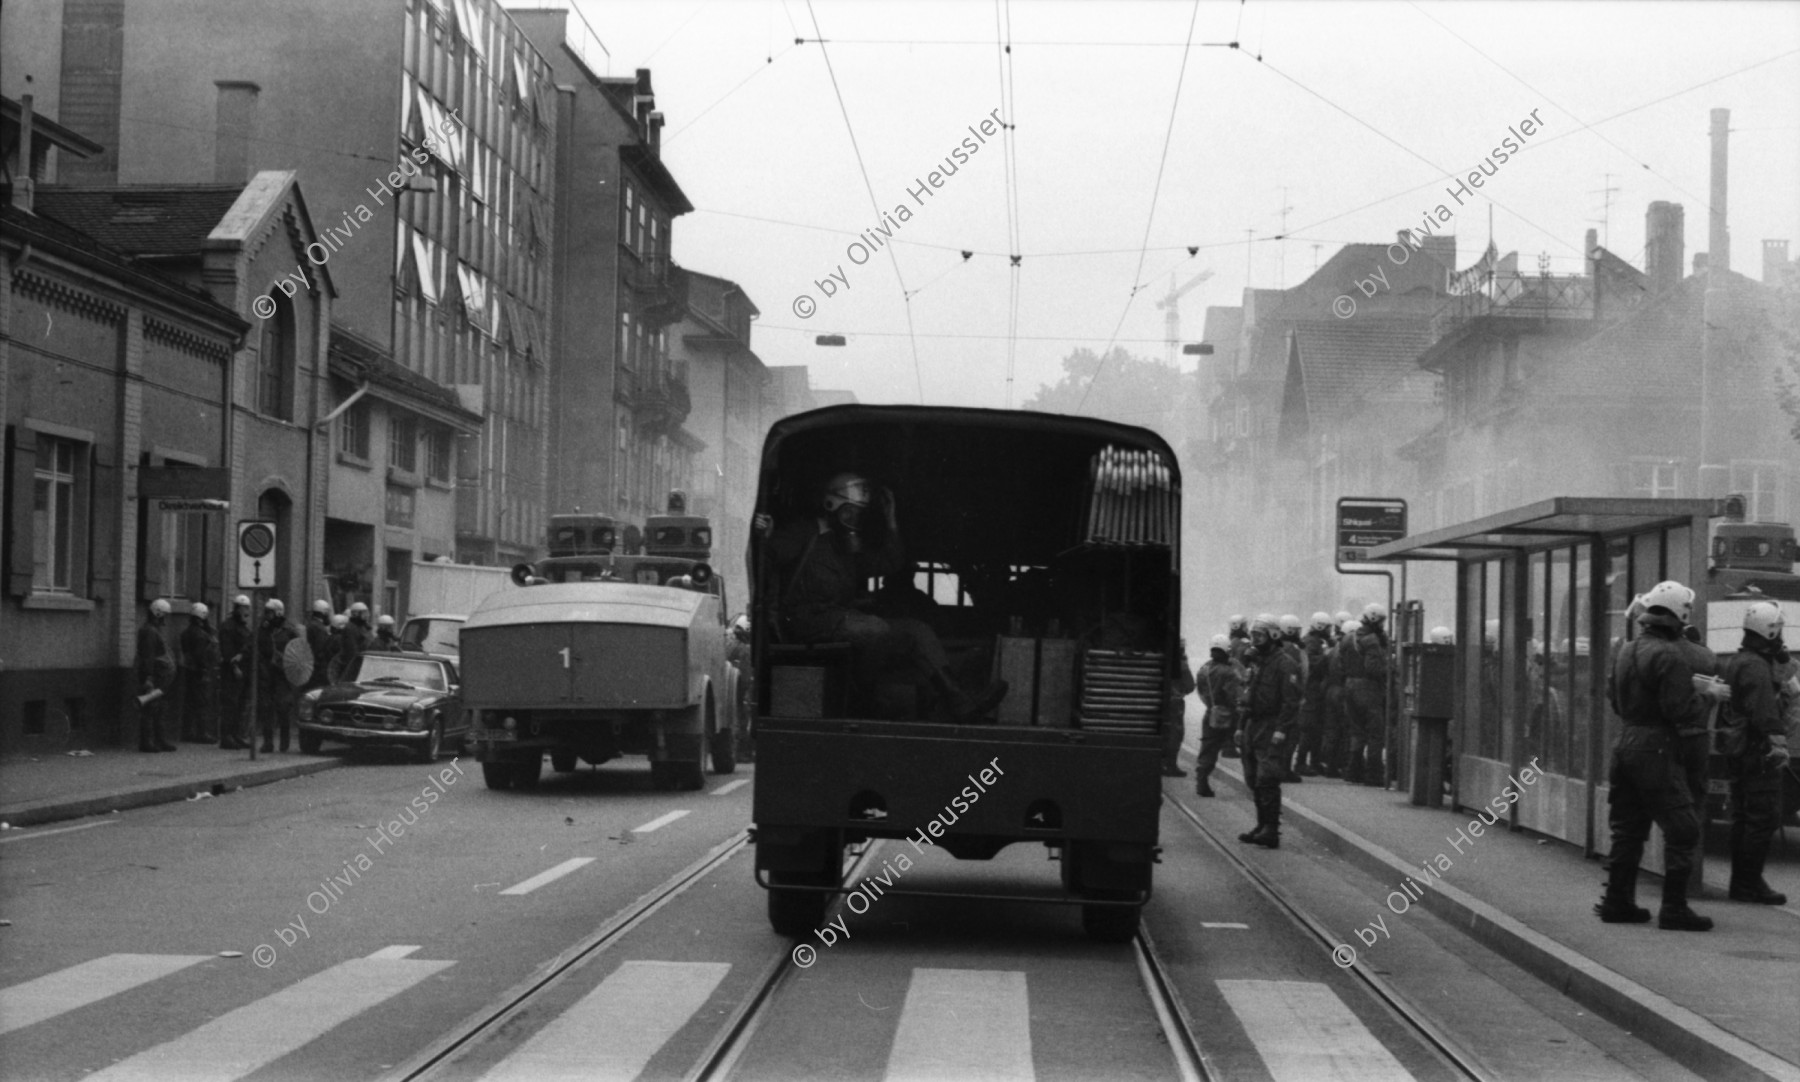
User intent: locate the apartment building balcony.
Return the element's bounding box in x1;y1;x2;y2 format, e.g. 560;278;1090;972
626;256;690;328
635;360;692;435
1430;273;1594;344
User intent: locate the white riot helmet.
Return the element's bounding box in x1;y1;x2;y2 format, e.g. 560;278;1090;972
1311;611;1333;631
1428;626;1453;644
1640;580;1694;623
1278;614;1302;635
822;471;873;531
1340;619;1359;636
330;613;349;630
1250;613;1280;642
190;602;210;621
1209;633;1231;652
1362;602;1386;625
148;598;172;617
349;601;370;617
1228;614;1247;632
311;599;333;617
1334;610;1352;625
1744;601;1785;641
264;598;286;616
376;614;395;629
232;594;251;610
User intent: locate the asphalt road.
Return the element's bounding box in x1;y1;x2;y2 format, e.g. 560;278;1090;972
0;751;1699;1081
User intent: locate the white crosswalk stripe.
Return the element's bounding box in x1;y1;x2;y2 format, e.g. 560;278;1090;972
1218;979;1414;1082
709;779;749;796
0;953;211;1036
631;810;690;833
83;954;452;1082
478;960;730;1082
885;968;1035;1082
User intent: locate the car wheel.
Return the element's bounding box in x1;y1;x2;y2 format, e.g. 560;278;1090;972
414;718;443;764
512;755;543;790
482;761;514;790
298;730;323;755
551;751;578;773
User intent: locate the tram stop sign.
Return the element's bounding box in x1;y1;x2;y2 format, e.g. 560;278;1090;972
237;520;277;589
1336;498;1407;568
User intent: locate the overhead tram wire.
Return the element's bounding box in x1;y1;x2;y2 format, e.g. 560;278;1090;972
664;43;798;145
803;0;926;404
1403;0;1715;215
1075;0;1204;416
995;0;1024;407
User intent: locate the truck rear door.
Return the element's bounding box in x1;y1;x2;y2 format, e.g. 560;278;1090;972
462;624;575;704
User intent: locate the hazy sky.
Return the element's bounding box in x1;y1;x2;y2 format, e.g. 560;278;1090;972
568;0;1800;409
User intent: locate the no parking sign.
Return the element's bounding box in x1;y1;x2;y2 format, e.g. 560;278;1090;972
237;520;277;589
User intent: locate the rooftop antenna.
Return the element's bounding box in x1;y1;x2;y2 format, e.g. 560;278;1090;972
1588;173;1620;248
1275;188;1294;287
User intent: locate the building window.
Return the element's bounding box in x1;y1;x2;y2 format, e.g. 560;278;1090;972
623;184;636;250
1623;459;1680;500
390;414;418;473
257;290;295;420
426;430;452;483
618;311;632;370
385;484;416;528
1731;460;1787;523
32;435;86;593
158;461;209;600
340;399;371;460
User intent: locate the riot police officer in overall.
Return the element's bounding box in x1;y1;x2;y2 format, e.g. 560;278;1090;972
1238;614;1302;848
1597;580;1726;930
1719;601;1791;905
1194;634;1245;797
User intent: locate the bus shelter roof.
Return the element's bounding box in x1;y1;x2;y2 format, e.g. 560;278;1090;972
1366;496;1721;563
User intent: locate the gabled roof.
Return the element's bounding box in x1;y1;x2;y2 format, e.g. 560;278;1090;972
620;144;693;216
1278;317;1437;447
35;184;246;259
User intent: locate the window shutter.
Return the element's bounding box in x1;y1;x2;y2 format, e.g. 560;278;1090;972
6;426;36;598
90;442;117;601
138;457;163;602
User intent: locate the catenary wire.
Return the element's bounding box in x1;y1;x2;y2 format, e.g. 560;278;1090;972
804;0;927;403
1076;0;1205;414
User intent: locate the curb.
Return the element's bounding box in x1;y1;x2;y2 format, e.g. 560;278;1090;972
1211;765;1800;1082
0;758;343;829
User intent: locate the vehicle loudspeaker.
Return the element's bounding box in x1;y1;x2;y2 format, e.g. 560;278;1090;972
510;563;536;587
689;562;714;586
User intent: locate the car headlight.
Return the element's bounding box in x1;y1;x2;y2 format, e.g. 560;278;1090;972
300;689;323;721
407;703;427;730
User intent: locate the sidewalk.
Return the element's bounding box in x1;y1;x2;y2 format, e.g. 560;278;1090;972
1203;758;1800;1082
0;742;342;829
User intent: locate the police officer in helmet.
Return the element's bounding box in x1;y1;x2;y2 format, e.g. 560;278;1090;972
1598;580;1727;930
1719;601;1791;905
1237;614;1302;848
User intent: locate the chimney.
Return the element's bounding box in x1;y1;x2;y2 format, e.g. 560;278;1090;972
1584;227;1597;276
1764;239;1791;285
1643;201;1684;292
648;111;664;156
1693;252;1709;274
1708;107;1730;274
213;80;260;184
11;93;35;212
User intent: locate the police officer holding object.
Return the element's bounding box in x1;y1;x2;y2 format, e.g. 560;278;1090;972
326;613;352;682
373;613;403;651
344;601;373;664
1718;602;1790;905
1194;634;1245;797
218;596;253;749
304;600;334;695
1598;580;1728;930
1293;613;1333;776
179;602;220;743
1340;603;1393;786
136;599;179;753
1237;614;1303;848
757;471;1007;721
1163;639;1196;777
256;599;303;753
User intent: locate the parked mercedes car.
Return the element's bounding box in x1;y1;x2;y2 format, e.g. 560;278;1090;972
298;652;467;762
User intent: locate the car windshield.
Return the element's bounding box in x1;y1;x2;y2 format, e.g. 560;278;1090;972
402;618;461;654
351;656;448;691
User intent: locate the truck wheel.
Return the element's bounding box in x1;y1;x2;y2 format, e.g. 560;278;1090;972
551;751;578;773
413;719;443;764
767;871;830;937
512;755;542;789
708;693;735;776
482;762;514;790
298;730;323;755
649;762;673;790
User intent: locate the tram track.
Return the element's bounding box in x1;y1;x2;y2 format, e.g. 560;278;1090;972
384;829;753;1082
1163;790;1502;1082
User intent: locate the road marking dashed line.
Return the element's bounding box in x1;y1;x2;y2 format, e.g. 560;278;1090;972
631;810;690;833
500;858;596;896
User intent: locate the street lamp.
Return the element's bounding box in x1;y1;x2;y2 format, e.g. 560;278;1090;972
1182;343;1214;355
815;335;846;347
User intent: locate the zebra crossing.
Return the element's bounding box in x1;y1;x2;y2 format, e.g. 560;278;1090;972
0;948;1418;1081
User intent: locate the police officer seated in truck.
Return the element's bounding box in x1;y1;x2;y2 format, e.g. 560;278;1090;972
758;471;1007;722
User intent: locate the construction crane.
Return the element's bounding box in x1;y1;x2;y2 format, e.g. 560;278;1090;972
1156;269;1213;366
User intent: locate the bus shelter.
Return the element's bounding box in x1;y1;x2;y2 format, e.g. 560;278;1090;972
1369;497;1719;870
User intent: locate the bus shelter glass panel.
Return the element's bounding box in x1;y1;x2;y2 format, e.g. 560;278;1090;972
1546;548;1575;776
1568;543;1593;780
1479;559;1502;760
1605;536;1632;753
1527;551;1552;771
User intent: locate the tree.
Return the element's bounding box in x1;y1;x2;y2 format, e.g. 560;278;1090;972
1771;261;1800;444
1021;347;1189;447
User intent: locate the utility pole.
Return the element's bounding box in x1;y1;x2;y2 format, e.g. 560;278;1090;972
1275;189;1293;288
